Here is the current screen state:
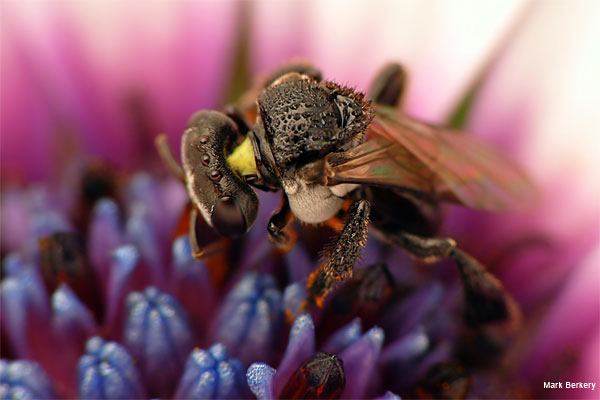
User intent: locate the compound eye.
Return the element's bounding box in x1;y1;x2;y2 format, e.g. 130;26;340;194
211;196;247;238
333;95;354;129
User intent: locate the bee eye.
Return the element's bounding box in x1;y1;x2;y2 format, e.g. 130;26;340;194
334;100;345;128
333;95;354;129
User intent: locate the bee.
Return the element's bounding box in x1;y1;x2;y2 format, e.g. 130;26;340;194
156;62;534;323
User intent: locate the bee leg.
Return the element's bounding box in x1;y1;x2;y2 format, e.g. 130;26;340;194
393;232;456;263
393;232;509;325
154;134;185;182
267;194;296;249
449;248;509;326
182;111;259;238
188;208;204;259
369;62;407;107
263;61;322;86
305;200;371;308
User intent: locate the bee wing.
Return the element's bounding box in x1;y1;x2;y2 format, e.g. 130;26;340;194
325;134;445;200
325;106;535;211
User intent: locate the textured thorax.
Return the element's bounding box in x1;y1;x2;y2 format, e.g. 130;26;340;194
257;79;373;171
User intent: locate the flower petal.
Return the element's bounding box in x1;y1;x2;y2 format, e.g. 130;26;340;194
125;204;166;286
1;1;239;181
105;245;139;336
379;326;429;364
51;283;96;344
379;283;444;342
339;326;384;399
321;318;362;355
87;198;125;288
0;187;74;256
0;190;33;252
521;245;600;396
49;283;97;396
273;313;316;396
170;235;217;337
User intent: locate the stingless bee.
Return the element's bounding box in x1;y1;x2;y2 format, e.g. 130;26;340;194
156;62;534;323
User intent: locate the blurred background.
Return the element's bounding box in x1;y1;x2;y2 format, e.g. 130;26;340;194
1;0;599;398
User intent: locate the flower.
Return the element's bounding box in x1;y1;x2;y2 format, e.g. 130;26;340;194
2;1;599;399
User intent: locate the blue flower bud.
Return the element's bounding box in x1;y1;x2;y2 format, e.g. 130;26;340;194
175;343;247;399
123;286;194;397
0;267;49;358
2;253;26;277
77;336;146;399
0;360;56;399
215;273;282;365
247;363;276;400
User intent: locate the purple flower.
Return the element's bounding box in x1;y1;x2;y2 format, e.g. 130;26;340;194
2;1;599;399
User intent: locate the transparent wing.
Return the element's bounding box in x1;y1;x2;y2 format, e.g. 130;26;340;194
325;105;535;211
325;134;445;200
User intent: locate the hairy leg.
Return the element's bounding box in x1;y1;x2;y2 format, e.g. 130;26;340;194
305;200;371;308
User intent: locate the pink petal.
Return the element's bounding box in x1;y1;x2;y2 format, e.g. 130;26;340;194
1;0;239;181
251;0;525;120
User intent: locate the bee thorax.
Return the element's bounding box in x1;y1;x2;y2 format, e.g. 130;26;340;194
282;179;344;224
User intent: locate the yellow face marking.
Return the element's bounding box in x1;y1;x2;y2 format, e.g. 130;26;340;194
226;136;257;178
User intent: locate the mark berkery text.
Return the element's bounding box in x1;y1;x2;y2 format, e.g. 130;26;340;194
544;382;596;390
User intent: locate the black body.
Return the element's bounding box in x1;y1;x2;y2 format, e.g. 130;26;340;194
160;62;512;327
